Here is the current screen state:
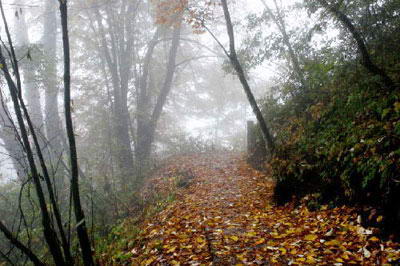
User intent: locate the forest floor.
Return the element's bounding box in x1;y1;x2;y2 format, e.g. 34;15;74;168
126;153;400;265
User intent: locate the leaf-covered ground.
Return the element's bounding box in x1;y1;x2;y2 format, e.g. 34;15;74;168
127;153;400;265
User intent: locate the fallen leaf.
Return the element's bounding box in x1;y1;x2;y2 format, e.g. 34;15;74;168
325;239;340;246
279;247;287;255
305;234;318;241
141;257;155;266
369;236;380;242
230;235;239;241
254;238;265;245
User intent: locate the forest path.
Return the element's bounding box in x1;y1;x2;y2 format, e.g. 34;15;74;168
131;153;399;265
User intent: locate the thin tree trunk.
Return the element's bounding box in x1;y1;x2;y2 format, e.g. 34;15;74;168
13;9;72;258
0;2;66;263
59;1;94;265
220;0;275;152
260;0;307;90
0;42;66;266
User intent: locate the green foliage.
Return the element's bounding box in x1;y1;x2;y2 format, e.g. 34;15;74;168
94;219;141;264
95;190;177;264
253;0;400;234
269;66;400;230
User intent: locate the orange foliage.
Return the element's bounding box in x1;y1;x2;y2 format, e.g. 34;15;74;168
153;0;220;33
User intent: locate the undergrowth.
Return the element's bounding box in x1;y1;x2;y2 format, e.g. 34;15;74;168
95;169;193;264
261;62;400;236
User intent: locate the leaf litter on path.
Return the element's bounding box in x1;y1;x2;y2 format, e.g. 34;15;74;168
127;153;400;265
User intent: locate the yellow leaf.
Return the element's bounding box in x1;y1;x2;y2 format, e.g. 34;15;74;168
196;237;205;243
149;229;158;236
336;258;344;263
295;228;303;233
166;246;176;253
305;234;318;241
272;233;287;239
171;260;180;266
279;247;287;255
230;235;239;241
306;255;316;263
290;249;297;255
376;216;383;223
285;229;295;234
301;208;309;215
246;231;257;237
324;239;340;246
341;253;350;260
236;253;246;261
271;257;279;263
141;257;155;266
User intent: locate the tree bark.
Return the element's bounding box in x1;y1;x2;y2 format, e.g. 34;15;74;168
59;1;94;265
0;2;67;264
136;17;182;172
220;0;275;152
94;5;135;187
0;42;66;266
135;28;162;167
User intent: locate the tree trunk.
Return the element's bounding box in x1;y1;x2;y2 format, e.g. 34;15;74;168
0;35;66;266
260;0;307;91
113;102;135;186
14;0;44;131
58;1;94;265
136;17;182;173
220;0;275;152
135;28;162;172
94;6;135;188
3;4;76;264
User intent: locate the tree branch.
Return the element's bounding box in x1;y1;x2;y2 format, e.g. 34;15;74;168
0;221;44;266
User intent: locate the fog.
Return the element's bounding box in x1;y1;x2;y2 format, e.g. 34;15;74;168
1;0;398;264
0;0;329;180
0;0;280;180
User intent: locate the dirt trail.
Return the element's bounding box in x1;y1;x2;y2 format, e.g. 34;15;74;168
131;153;399;265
